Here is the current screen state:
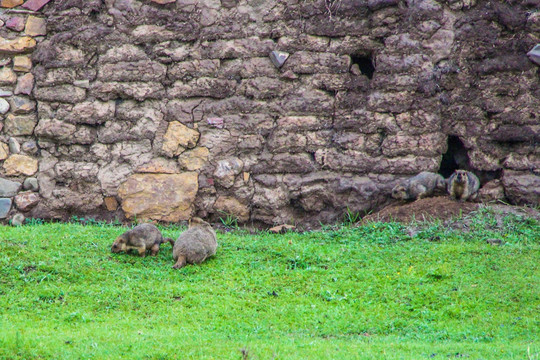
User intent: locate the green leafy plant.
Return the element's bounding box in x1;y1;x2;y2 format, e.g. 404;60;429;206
342;206;361;226
218;211;239;229
25;218;44;225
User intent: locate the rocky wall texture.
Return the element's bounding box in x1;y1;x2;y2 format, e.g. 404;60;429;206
0;0;539;226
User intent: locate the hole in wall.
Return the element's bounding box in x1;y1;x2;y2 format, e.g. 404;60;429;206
350;54;375;79
89;9;100;20
439;135;501;185
439;135;470;178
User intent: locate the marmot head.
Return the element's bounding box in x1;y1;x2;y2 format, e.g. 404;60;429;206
455;170;468;183
111;234;128;253
391;184;408;200
189;217;210;228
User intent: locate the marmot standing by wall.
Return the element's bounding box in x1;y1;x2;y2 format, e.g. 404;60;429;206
391;172;447;201
447;170;480;201
111;223;173;257
172;217;218;269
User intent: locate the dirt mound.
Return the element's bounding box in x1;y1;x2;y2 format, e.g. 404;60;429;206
362;196;479;224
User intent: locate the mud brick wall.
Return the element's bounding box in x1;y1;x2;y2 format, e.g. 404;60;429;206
0;0;538;226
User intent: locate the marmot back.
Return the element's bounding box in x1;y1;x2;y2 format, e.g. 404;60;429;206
448;170;480;201
172;217;218;269
392;171;446;201
111;223;173;257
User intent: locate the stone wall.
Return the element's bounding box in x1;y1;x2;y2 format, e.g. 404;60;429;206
0;0;538;226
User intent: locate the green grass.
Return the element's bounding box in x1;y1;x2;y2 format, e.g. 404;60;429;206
0;211;539;359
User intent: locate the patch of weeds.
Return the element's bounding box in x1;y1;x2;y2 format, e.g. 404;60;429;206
342;207;361;226
69;216;107;227
25;218;44;225
218;211;239;230
286;255;311;270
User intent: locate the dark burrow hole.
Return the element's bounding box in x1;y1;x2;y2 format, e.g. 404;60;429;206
439;135;501;184
350;54;375;79
439;136;469;178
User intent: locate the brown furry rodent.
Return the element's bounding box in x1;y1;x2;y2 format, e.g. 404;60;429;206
448;169;480;201
391;171;446;201
172;217;218;269
111;223;174;257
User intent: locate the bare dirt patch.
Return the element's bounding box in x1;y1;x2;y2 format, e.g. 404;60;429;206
362;196;540;234
362;196;479;224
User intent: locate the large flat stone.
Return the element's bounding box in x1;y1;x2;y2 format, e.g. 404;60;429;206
3;154;38;176
4;114;36;136
0;36;36;54
0;177;22;197
118;173;198;222
21;0;51;11
1;0;24;8
0;198;12;219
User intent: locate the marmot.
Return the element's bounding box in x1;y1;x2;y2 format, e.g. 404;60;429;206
391;171;447;201
172;217;218;269
448;169;480;201
111;223;174;257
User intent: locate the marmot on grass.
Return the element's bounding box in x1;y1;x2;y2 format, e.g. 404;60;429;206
111;223;174;257
391;171;447;201
447;169;480;202
172;217;218;269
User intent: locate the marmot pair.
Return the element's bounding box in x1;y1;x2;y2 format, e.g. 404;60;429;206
392;170;480;202
111;218;217;269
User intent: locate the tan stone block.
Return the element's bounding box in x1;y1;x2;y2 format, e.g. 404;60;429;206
3;154;38;176
25;16;46;36
104;196;118;211
0;142;8;160
0;0;23;8
214;196;249;223
162;121;199;157
4;113;37;136
0;36;36;54
118;173;198;222
13;55;32;72
177;147;209;171
0;67;17;85
243;172;250;183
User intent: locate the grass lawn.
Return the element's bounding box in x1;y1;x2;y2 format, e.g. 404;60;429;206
0;209;539;359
